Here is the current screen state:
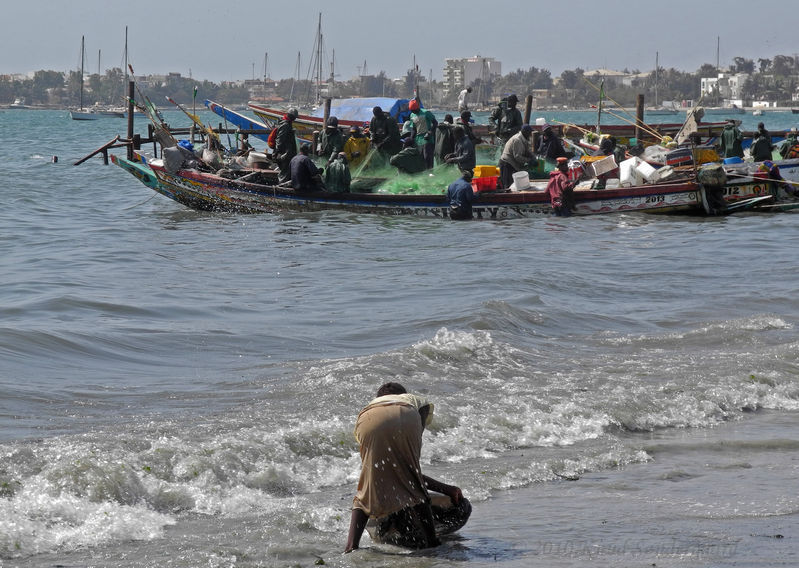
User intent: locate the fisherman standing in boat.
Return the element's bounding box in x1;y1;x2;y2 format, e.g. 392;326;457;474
369;107;402;160
491;94;523;148
719;119;744;159
345;382;470;552
458;86;472;114
435;115;456;166
274;108;299;183
319;116;346;163
409;98;438;169
498;124;535;190
456;111;483;146
342;126;370;171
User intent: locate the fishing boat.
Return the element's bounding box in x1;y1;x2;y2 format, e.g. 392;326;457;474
109;147;784;219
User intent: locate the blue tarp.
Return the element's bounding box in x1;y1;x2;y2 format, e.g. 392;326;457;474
309;97;411;125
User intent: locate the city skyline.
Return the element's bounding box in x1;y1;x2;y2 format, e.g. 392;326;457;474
2;0;796;84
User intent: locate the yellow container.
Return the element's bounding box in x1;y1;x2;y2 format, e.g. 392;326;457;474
694;147;720;164
473;165;499;178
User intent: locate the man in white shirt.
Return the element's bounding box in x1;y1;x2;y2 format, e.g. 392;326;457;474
457;87;472;113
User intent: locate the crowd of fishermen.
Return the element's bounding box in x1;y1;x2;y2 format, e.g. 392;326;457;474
255;99;485;194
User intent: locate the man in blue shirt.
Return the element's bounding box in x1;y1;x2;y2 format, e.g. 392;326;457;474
289;143;324;192
446;170;475;220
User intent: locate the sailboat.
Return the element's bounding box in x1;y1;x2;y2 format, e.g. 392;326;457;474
70;34;127;120
646;52;680;116
70;36;99;120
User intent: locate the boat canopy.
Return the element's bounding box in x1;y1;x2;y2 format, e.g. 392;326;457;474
309;97;411;125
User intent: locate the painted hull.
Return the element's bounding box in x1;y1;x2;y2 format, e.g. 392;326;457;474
125;159;704;217
205;100;271;143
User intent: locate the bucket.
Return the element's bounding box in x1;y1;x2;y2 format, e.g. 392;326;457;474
512;171;531;190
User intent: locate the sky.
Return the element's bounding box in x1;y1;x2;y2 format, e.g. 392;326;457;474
2;0;797;84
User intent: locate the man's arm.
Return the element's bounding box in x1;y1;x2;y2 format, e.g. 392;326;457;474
423;475;463;504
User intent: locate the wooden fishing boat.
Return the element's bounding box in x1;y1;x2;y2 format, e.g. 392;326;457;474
110;153;731;218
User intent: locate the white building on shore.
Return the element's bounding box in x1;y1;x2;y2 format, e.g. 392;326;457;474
442;55;501;97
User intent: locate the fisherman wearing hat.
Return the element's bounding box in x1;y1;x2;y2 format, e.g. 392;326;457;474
274;107;299;183
319;116;346;163
498;124;535;190
369;106;402;159
537;123;568;163
342;125;370;170
545;156;577;217
719;119;744;159
456;110;482;145
491;94;523;148
409;98;438;169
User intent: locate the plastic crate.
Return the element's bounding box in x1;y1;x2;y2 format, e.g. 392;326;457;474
471;176;498;192
473;165;499;178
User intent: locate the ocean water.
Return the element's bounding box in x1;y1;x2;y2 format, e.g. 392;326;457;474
1;109;798;567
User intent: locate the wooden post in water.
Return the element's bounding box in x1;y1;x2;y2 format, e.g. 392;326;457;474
318;97;332;156
636;94;645;142
127;80;135;160
523;94;533;124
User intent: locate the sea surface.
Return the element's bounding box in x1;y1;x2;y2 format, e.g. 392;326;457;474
1;108;798;567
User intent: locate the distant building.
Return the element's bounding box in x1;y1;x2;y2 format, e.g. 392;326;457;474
700;72;749;103
442;56;501;97
583;68;631;88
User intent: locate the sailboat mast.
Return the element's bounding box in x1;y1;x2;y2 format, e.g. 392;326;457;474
315;12;322;104
655;51;658;107
79;35;85;110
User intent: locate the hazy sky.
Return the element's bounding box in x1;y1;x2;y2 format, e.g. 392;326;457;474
2;0;796;83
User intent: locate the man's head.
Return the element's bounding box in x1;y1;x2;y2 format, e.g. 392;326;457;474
299;143;311;155
326;116;338;129
556;156;568;172
507;94;518;107
461;168;474;182
337;151;347;163
444;114;454;124
408;99;420;113
453;125;465;140
460;110;472;123
372;106;384;118
466;87;473;93
376;382;407;397
521;124;533;139
350;125;362;137
287;107;299;121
